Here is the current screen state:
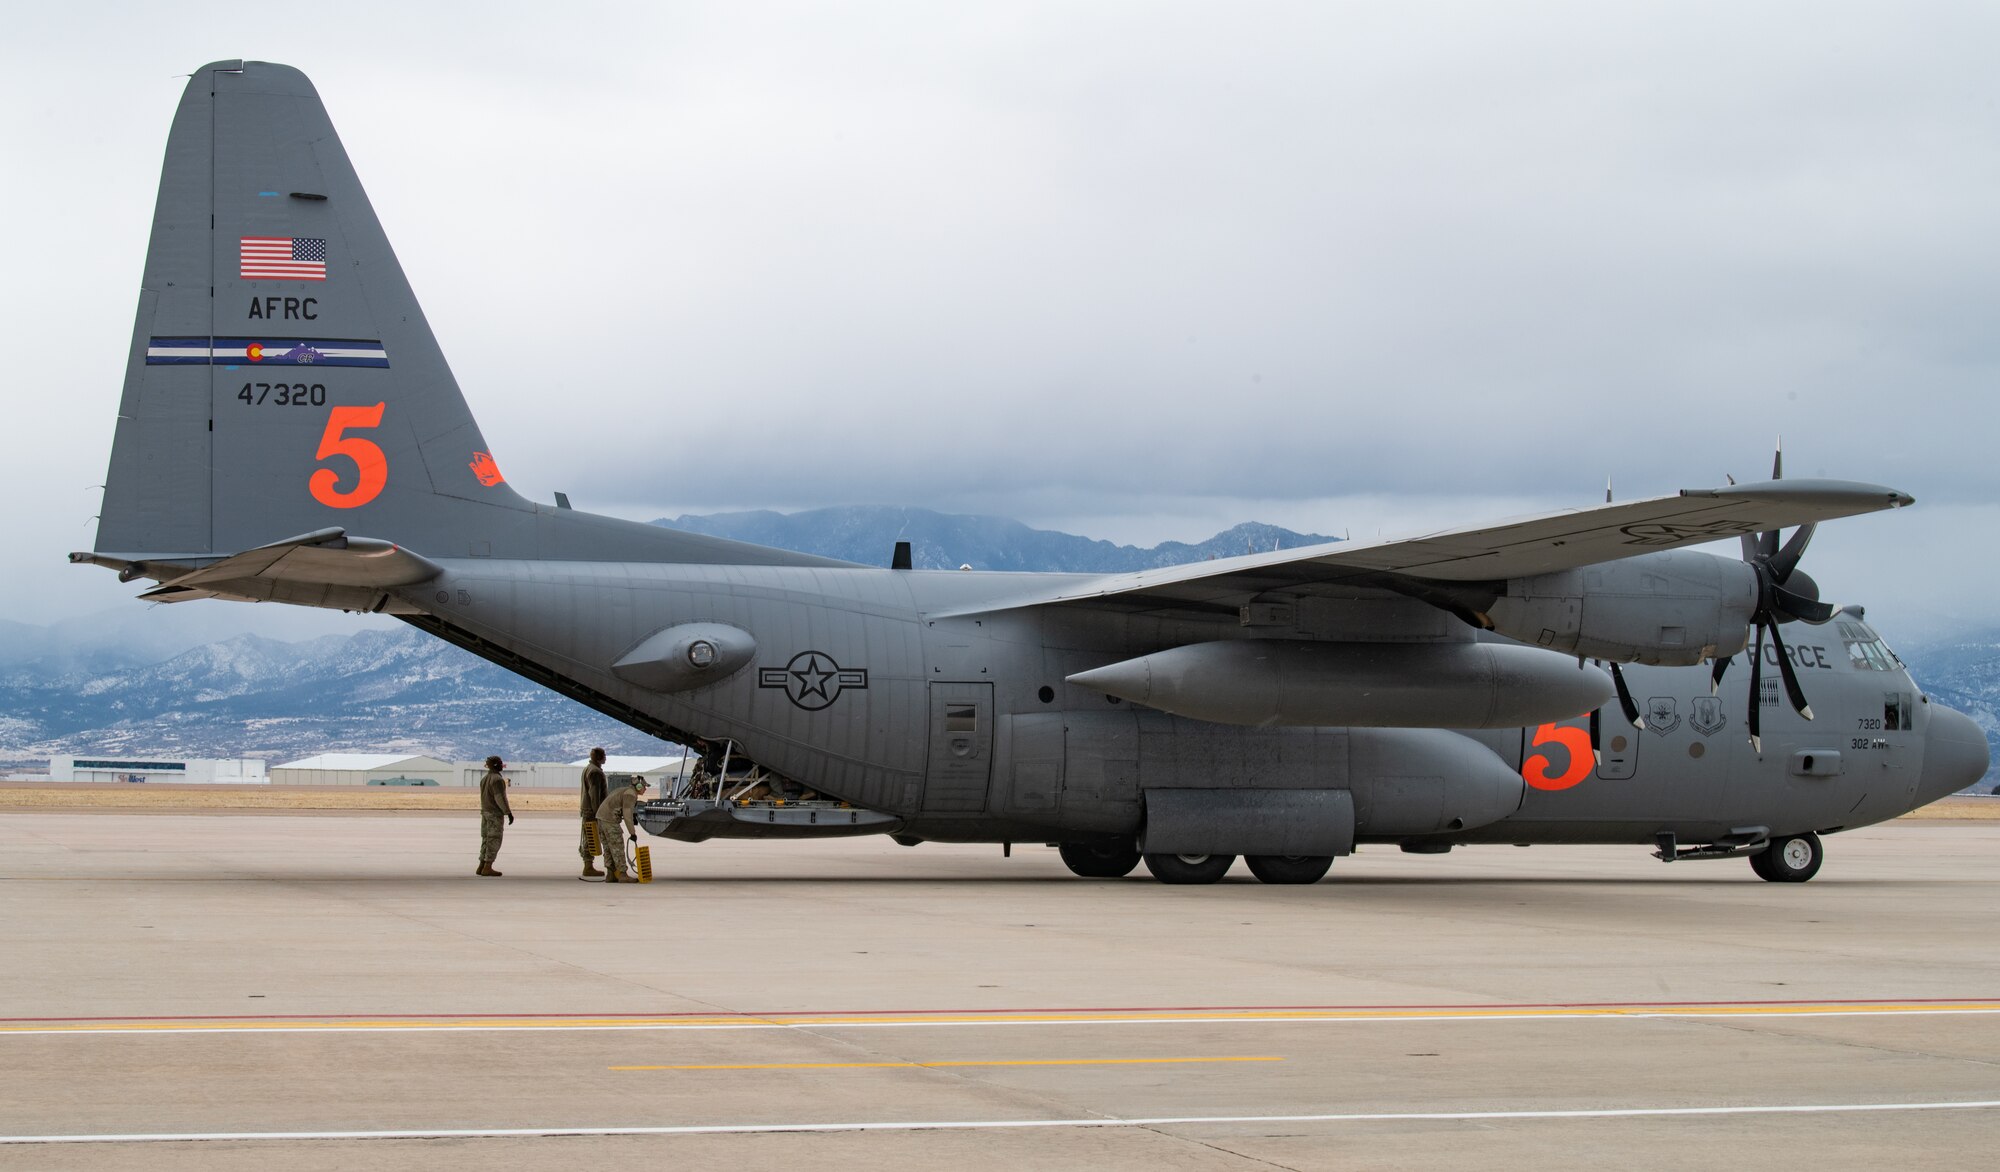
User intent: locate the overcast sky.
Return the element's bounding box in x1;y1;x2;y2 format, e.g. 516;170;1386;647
6;2;1997;644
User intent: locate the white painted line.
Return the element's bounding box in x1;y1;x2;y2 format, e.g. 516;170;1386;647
4;1099;1998;1144
7;1006;2000;1038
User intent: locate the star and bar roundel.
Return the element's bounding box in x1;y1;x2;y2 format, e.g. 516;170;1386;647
759;651;869;711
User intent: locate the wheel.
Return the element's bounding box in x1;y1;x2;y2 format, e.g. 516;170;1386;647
1058;839;1141;878
1750;832;1823;882
1245;854;1333;885
1142;852;1236;884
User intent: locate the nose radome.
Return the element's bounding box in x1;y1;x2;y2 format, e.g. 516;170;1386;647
1918;706;1991;807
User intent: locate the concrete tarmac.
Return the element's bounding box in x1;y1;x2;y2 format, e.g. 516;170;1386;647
2;810;1997;1169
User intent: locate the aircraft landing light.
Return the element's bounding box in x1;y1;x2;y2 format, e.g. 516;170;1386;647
6;1000;2000;1036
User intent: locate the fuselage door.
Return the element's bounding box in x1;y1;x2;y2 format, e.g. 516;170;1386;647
923;682;994;812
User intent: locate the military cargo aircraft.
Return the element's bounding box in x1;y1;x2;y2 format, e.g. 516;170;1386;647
75;61;1989;884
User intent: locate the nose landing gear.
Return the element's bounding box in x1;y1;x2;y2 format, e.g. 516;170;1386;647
1750;832;1824;882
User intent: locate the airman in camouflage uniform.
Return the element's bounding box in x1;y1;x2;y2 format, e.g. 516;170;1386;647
476;755;513;876
597;776;649;882
579;747;608;878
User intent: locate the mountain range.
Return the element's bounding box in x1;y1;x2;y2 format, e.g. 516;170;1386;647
4;506;1992;785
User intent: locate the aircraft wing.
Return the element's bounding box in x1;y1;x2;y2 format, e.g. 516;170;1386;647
936;479;1913;616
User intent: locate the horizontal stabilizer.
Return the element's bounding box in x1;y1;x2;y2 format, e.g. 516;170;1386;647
72;528;440;605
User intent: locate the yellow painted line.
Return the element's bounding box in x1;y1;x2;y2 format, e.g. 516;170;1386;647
8;1001;2000;1036
610;1055;1283;1071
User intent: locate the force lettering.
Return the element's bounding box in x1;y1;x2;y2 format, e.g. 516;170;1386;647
248;296;317;320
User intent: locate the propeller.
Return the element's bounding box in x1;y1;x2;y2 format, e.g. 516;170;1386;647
1587;658;1645;761
1590;475;1644;746
1710;444;1845;753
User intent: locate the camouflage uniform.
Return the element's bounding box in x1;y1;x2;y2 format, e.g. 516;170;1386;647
478;768;510;865
578;762;607;860
596;781;639;878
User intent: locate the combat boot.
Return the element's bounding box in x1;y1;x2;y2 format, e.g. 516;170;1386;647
604;870;622;883
582;861;603;878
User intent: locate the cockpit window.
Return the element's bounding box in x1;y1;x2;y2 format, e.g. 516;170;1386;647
1838;620;1897;672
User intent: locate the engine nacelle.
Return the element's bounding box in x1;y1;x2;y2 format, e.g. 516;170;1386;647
1481;549;1756;666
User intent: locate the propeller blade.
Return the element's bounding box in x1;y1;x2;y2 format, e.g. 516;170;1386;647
1747;625;1764;750
1740;534;1761;563
1765;621;1815;720
1772;584;1840;624
1760;527;1779;560
1771;441;1783;482
1770;522;1816;582
1609;661;1644;728
1710;654;1731;695
1588;707;1602;764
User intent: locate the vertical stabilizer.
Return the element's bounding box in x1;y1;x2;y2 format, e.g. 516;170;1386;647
97;60;531;561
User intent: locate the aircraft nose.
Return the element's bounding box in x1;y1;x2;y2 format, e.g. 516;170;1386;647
1918;705;1991;807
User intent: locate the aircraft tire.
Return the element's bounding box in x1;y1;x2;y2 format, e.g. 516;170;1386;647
1142;853;1236;884
1058;839;1142;878
1751;832;1823;882
1245;854;1334;885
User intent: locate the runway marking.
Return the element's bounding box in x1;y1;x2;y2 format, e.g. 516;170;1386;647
609;1055;1283;1071
3;1099;1997;1144
5;1000;2000;1036
4;996;1986;1024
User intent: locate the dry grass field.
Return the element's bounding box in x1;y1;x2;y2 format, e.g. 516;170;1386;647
0;783;577;813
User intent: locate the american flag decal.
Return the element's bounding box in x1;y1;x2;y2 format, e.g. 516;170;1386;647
240;236;327;281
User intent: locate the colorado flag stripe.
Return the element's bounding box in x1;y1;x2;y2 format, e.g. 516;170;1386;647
145;337;390;368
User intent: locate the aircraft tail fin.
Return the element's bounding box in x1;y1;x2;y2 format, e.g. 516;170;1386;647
90;60;857;589
95;60;533;564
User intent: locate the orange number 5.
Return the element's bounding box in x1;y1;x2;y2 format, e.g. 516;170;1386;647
309;403;388;509
1523;721;1593;791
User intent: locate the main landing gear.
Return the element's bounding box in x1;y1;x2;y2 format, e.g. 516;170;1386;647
1749;831;1824;883
1057;839;1142;878
1141;853;1335;884
1056;839;1336;885
1143;853;1236;884
1243;855;1334;885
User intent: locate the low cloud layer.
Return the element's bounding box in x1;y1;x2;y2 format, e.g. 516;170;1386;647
10;2;1995;632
